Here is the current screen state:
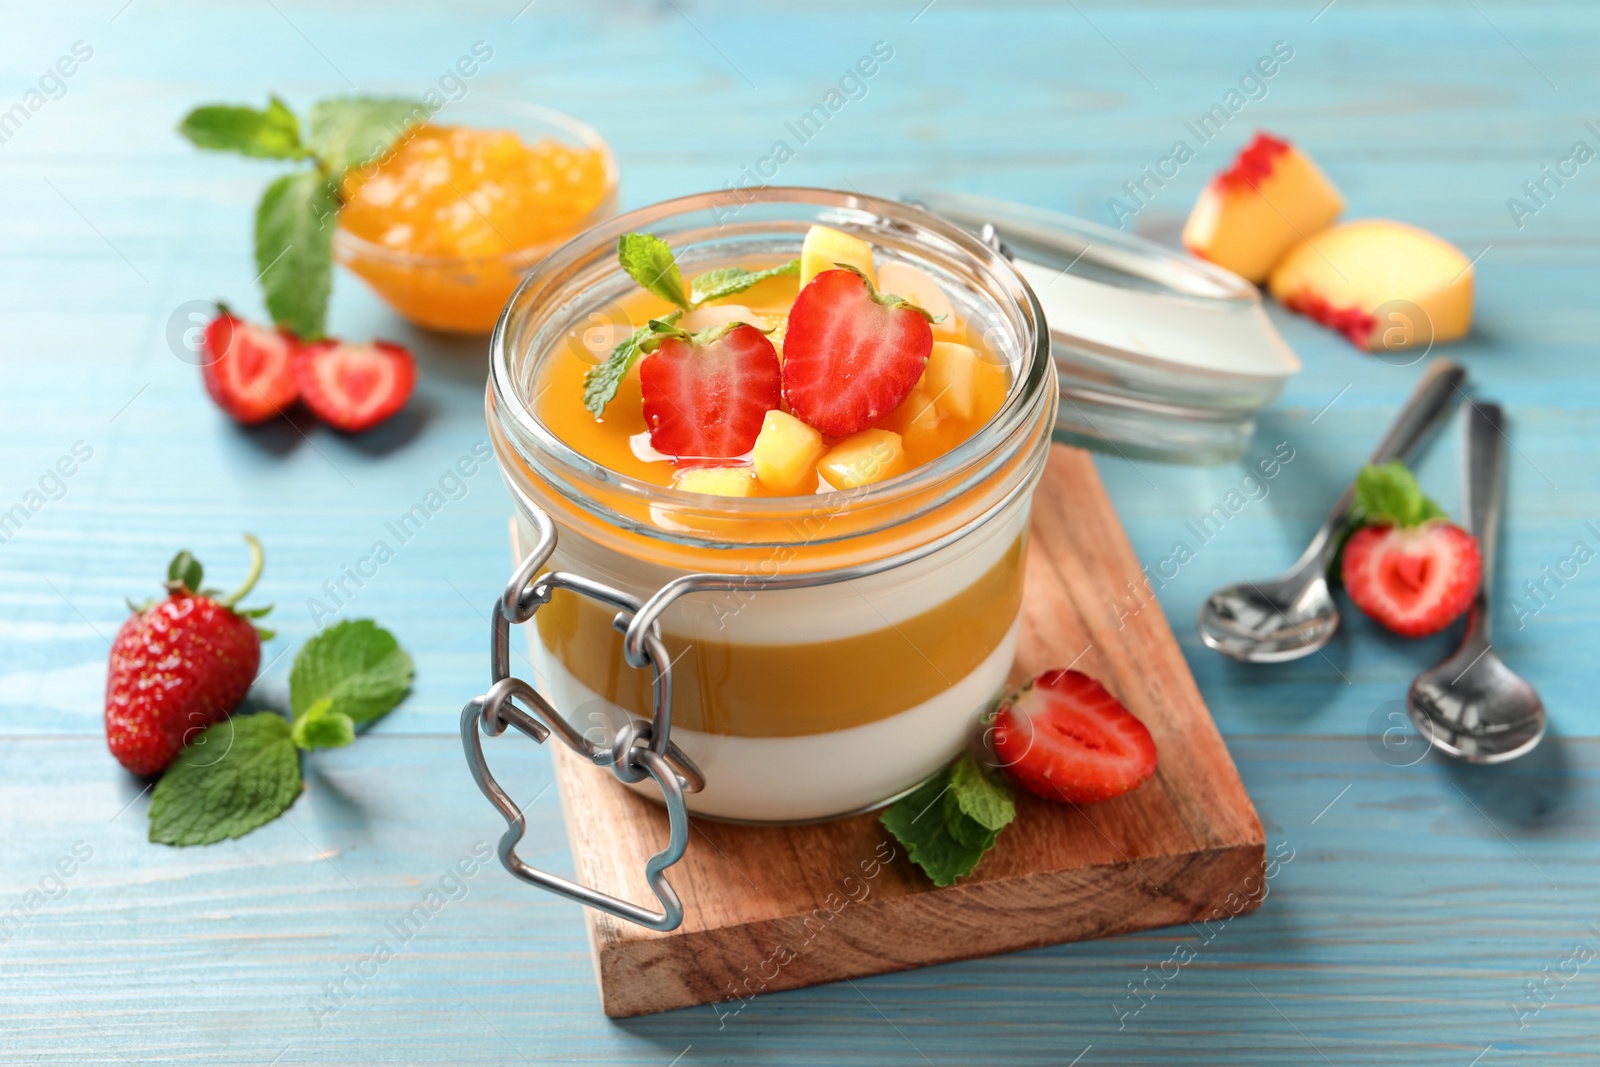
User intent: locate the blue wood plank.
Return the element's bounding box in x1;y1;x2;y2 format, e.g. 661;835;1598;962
1;734;1595;1064
0;0;1594;1060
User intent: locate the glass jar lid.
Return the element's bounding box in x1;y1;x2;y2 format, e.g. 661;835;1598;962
907;191;1302;465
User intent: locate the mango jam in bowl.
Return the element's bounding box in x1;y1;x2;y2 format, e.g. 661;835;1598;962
335;103;617;334
487;188;1055;822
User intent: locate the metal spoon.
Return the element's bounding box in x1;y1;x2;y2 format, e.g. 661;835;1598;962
1198;359;1466;662
1408;401;1545;763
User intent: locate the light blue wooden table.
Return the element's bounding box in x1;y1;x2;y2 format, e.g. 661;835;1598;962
4;2;1597;1062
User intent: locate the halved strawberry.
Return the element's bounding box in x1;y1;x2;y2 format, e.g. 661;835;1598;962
201;311;298;424
293;339;416;433
1342;522;1481;637
782;267;935;437
639;322;781;460
990;669;1158;805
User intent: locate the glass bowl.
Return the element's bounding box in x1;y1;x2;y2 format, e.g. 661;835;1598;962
334;101;618;335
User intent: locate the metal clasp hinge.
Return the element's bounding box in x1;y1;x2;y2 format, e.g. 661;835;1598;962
459;508;704;932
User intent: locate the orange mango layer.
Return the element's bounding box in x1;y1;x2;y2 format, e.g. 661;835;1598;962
535;536;1025;736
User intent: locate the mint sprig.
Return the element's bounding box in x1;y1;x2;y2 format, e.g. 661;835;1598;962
147;619;412;846
880;752;1015;886
178;94;424;339
1353;460;1448;528
582;232;801;415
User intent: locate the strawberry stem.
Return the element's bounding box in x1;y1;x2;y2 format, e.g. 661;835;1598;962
830;262;945;324
220;533;266;609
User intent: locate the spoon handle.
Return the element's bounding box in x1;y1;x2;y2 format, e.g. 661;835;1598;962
1302;358;1467;567
1463;400;1505;607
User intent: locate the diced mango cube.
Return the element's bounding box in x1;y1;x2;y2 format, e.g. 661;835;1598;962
800;225;877;288
879;386;943;449
818;429;906;490
674;465;757;497
752;410;827;495
922;342;979;419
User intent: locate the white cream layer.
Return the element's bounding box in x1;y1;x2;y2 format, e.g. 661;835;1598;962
517;486;1031;646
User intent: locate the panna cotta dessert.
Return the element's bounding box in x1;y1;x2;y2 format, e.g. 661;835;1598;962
487;188;1055;822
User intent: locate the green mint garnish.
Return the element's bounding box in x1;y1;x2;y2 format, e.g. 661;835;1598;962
584;234;803;416
581;310;683;417
148;618;412;847
307;97;426;173
148;713;303;846
688;260;799;304
289;618;413;725
617;232;691;310
1353;460;1449;528
178;96;308;160
255;171;340;340
178;94;424;339
880;752;1015;887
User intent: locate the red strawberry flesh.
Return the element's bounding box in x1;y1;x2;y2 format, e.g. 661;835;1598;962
294;339;416;432
640;323;781;460
1283;291;1377;349
1217;132;1291;192
991;669;1157;805
781;268;933;437
201;313;298;424
1342;522;1481;637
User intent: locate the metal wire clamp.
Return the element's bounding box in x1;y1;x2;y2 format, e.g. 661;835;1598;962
459;506;705;932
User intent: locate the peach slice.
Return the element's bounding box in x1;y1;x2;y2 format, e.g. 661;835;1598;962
1267;220;1474;351
1183;133;1344;283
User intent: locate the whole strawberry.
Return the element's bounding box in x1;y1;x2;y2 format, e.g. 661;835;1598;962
105;536;273;775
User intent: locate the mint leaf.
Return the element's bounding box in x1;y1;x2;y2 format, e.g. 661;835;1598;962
942;794;1000;851
689;259;799;305
881;763;1004;888
308;96;425;173
255;170;339;340
290;619;413;725
178;96;306;160
1353;461;1447;528
947;751;1016;833
617;233;689;310
290;697;356;750
582;310;683;416
149;713;302;846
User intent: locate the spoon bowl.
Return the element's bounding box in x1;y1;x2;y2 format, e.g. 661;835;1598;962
1198;568;1338;663
1406;400;1545;763
1408;632;1546;763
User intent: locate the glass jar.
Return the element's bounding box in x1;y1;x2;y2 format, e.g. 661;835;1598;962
477;188;1054;834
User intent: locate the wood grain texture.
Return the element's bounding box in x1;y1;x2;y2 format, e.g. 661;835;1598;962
547;445;1264;1016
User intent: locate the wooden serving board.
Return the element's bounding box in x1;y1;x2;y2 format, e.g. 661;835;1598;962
533;443;1264;1017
